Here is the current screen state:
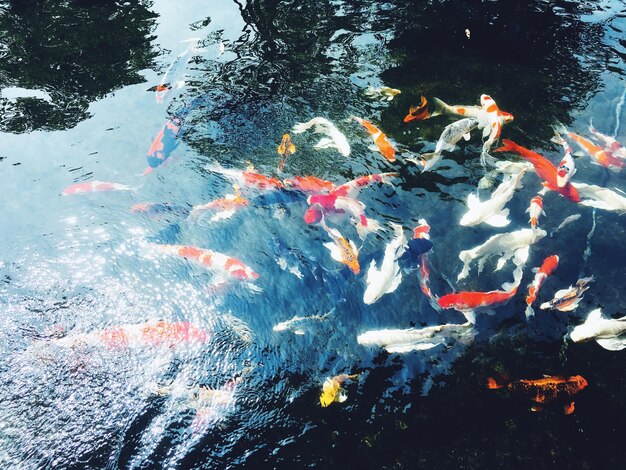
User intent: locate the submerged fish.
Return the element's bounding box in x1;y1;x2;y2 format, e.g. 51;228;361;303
526;255;559;308
351;116;397;162
460;168;527;227
62;181;133;195
152;243;259;281
364;86;401;101
292;117;351;157
408;117;479;172
131;202;190;220
486;374;588;414
321;222;360;274
526;195;545;230
307;193;381;240
551;214;581;237
572;183;626;213
570;308;626;351
205;162;284;191
566;129;625;170
357;322;474;353
320;374;359;407
267;236;318;280
403;94;431;122
145;117;183;174
363;223;407;304
540;276;594;312
155;38;201;103
277;133;296;171
272;307;337;335
457;228;543;282
188;185;248;223
551;131;577;187
330;172;398;199
494;139;580;203
588;120;626;160
283;175;336;194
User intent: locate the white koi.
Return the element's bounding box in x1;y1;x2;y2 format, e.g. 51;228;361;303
572;183;626;213
570;308;626;351
292;117;351;157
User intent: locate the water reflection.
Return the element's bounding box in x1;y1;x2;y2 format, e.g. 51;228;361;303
0;0;158;133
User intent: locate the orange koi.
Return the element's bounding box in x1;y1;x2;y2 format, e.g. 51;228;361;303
487;374;587;415
351;116;397;162
331;172;399;198
403;94;431;122
283;175;336;193
277;133;296;171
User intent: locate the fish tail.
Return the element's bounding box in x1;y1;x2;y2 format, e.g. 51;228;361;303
588;117;596;135
524;305;535;321
553;120;568;136
493;139;519;154
292;119;317;134
486;377;503;389
429;97;448;117
380;172;400;185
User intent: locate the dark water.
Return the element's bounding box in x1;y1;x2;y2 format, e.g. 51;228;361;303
1;0;626;468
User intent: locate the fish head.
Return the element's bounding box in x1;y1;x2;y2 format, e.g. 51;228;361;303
304;206;323;224
437;294;457;309
569;324;595;343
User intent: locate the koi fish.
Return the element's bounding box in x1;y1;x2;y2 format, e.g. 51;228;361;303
272;307;336;335
494;140;580;203
479;94;507;164
152;243;259;281
330;172;399;198
357;322;474;353
0;86;53;103
540;276;594;312
188;185;248;223
551;131;576;187
570;308;626;351
291;117;351;157
154;38;201;103
364;86;401;101
363;223;408;304
430;96;515;125
526;255;559;308
439;265;523;324
307;193;381;240
62;181;133;195
145;117;183;174
408;118;479;172
277;133;296;171
457;228;543;282
283;175;336;193
460;168;527;227
400;218;434;267
572;183;626;213
550;214;581;237
351;116;397;162
46;320;210;350
320;373;359;407
486;374;588;415
588;120;626;159
321;222;360;274
267;236;318;280
478;160;534;189
130;202;190;220
566;129;625;170
526;195;545;230
205;162;284;191
403;94;431;122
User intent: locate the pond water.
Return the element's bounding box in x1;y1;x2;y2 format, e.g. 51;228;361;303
1;0;626;468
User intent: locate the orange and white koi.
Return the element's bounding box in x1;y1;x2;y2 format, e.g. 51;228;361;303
321;221;360;274
188;185;248;222
320;373;359;407
526;255;559;307
351;116;397;162
277;133;296;171
205;162;284;191
526;195;545;229
566;129;625;170
438;265;523;323
480;94;509;164
155;38;201;104
430;96;514;125
48;320;210;350
283;175;336;194
487;374;588;415
540;276;594;312
588;120;626;160
62;180;133;195
364;86;401;101
152;243;259;281
330;172;399;198
403;94;431;122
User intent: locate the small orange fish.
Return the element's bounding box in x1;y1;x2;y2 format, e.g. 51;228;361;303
277;133;296;170
321;223;360;274
189;185;248;221
403;94;431;122
487;374;587;415
283;175;336;193
351;116;397;162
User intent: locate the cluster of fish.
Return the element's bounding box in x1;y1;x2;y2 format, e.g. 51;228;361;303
57;45;626;416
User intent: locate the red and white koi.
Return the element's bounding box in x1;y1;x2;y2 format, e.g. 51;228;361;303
351;116;397;162
152;243;259;281
204;162;284;191
588;120;626;160
526;255;559;307
331;172;399;198
551;130;576;187
526;195;545;229
188;185;249;223
62;180;133;195
540;276;594;312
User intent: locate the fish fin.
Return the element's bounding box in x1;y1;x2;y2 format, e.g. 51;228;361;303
596;337;626;351
387;342;440;353
495;256;508;271
439;141;457;152
429;97;448;117
485;210;511;227
336;390;348;403
513;247;530;267
482;126;491;139
462;310;476;324
462;132;472;141
493;139;518;154
466;193;481;209
323;242;343;262
366;259;379;281
564;402;576;415
486;377;504;389
525;305;535;321
553;287;573;300
368;144;380;152
386;269;403;294
315;137;336;149
294;329;305;335
418;152;441;172
585;308;604;323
